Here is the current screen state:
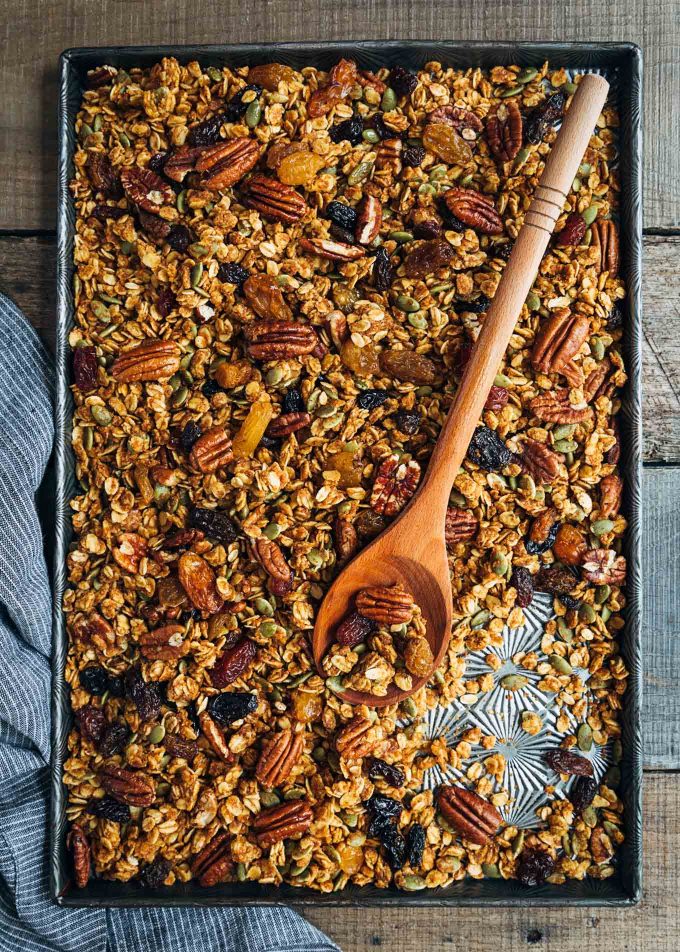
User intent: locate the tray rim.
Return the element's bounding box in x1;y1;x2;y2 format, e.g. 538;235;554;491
52;39;643;909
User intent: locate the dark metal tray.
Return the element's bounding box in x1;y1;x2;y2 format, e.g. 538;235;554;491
52;41;643;907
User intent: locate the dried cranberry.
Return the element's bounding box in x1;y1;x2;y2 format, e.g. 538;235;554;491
405;823;425;867
76;705;105;743
525;521;559;555
88;796;131;823
372;246;395;291
156;288;176;317
525;91;566;145
282;388;305;414
517;848;555;887
73;346;99;392
147;151;169;175
98;720;130;757
556;211;587;247
207;691;258;726
356;389;390;410
330;116;363;145
224;84;262;122
393;410;421;435
467;426;514;471
166;224;192;253
163;734;199;762
367;758;405;787
79;666;109;695
570;776;598;812
90;204;126;222
402;144;426;168
180;421;202;453
389;66;418;98
536;564;578;596
201;379;221;397
485;385;509;411
455;294;491;314
188;507;239;544
217;262;249;287
139;857;172;889
326;200;358;231
125;666;161;722
509;566;534;608
336;611;376;648
188;113;227;147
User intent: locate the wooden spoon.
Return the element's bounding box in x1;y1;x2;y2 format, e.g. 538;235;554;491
312;74;610;707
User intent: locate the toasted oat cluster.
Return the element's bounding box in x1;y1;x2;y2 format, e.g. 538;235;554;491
64;57;627;893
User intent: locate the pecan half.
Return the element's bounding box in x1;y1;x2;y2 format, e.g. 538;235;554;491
582;548;626;585
266;412;311;437
520;439;563;484
485;102;523;162
445;507;478;546
242;173;308;222
530;389;593;424
244;321;318;360
327;310;349;350
591;220;620;276
72;612;115;652
189;427;234;473
584;359;611;402
120;166;174;213
178;551;224;613
111;339;181;382
443;187;503;235
87;153;120;196
253;800;314;848
356;584;414;625
137;207;171;241
251;537;294;595
199;711;233;762
370;455;421;516
599;473;623;519
355;194;382;245
166;138;259;189
429;105;483;141
532;309;590;376
255;729;303;787
139;624;188;660
99;764;155;807
335;716;378;760
112;532;148;574
67;824;91;888
376;138;403;172
190;831;233;886
438;785;502;845
333;515;358;563
299;237;366;262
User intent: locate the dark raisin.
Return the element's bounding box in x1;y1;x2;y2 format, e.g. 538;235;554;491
326;200;358;231
180;421;202;453
88;796;131;823
187;702;201;735
559;593;581;611
79;666;109;695
217;261;249;287
544;749;594;777
496;242;513;261
73;347;99;392
372;113;390;139
405;823;425;867
380;824;407;871
201;379;221;398
525;91;566;145
467;425;514;471
570;776;598;812
389;66;418;99
188;506;239;544
164;733;199;762
166;224;192;253
207;691;258;726
357;389;390;410
367;758;405;788
336;611;376;648
259;434;281;450
147;151;169;175
224;84;262;122
402;144;426;168
437;196;467;231
125;666;161;723
76;705;105;743
536;564;578;596
455;294;491;314
413;219;442;240
98;720;131;757
509;566;534;608
90;204;127;223
330;116;363;145
156;288;176;317
139;857;172;889
329;224;357;245
366;794;403;833
607;304;623;330
188;113;227;147
525;522;559;555
282;388;305;414
107;676;125;698
393;410;421;435
372;246;395;291
517;848;555;887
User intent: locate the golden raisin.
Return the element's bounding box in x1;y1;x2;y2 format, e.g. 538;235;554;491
231;398;274;459
379;349;439;385
291;689;323;723
337;844;364;875
266;140;306;170
248;63;296;91
422;123;473;164
214;360;252;389
277;151;326;186
326;451;364;488
340;340;381;376
243;274;292;321
553;524;587;566
404;637;434;677
332;284;361;314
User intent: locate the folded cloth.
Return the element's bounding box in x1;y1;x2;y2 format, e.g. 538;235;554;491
0;293;339;952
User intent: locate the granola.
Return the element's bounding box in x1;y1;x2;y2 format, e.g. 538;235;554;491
65;57;627;893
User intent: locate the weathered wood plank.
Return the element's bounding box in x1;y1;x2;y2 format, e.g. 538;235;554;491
0;0;678;230
1;234;678;461
303;772;676;952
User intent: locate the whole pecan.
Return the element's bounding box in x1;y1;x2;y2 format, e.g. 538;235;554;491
530;389;593;425
376;138;403;172
189;427;234;473
591;220;619;276
112;532;148;574
120;166;175;214
445;507;478;546
111;339;181;382
244;321;318;361
86;152;120;196
251;537;294;595
599;473;623;519
165;138;259;189
356;584;414;625
370;455;421;517
253;800;314;848
485;102;522;162
582;548;626;585
429;105;483;142
211;638;257;688
139;624;188;661
438;785;502;845
255;729;303;787
99;764;155;807
443;187;503;235
266;412;311;437
355;194;382;245
531;309;590;377
299;237;366;262
137;207;172;242
333;515;358;563
178;551;224;613
335;716;378;760
520;438;563;484
67;824;91;888
198;711;233;762
242;173;308;222
190;831;233;886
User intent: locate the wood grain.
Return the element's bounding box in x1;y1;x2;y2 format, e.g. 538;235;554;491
0;0;678;230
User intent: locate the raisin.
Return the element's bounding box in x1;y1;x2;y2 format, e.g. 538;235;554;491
326;200;358;231
260;434;281;451
355;509;387;540
509;566;534;608
188;114;226;146
525;522;559;555
217;262;249;287
76;705;105;743
607;304;623;330
88;796;131;823
90;204;126;223
485;385;509;411
107;676;125;698
402;144;426;168
570;776;598;812
556;211;587;247
166;224;192;253
536;564;578;596
380;824;407;871
497;242;514;261
282;388;305;414
466;425;514;471
330;116;363;145
525;91;566;145
413;219;442;240
73;347;99;392
156;288;176;317
423;124;472;164
98;720;131;757
559;593;581;611
79;666;109;695
164;733;199;762
455;294;491;314
544;749;594;777
403;238;454;278
125;665;161;722
405;823;425;867
180;421;201;454
188;507;240;545
393;410;421;435
336;611;376;648
372;246;395;291
330;223;356;245
437;196;467;231
248;63;296;91
207;691;259;726
211;639;257;688
147;151;169;175
356;389;390;410
379;350;439;385
367;758;405;787
371;113;390;139
139;857;172;889
389;66;418;98
224;84;262;121
517;848;555;887
366;794;403;830
201;379;221;397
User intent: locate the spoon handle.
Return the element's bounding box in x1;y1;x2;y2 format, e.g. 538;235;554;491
417;73;610;512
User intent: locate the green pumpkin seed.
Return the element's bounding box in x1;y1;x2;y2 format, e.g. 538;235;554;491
245;100;262;128
284;786;306;801
577;723;593;752
482;863;501;879
119;240;136;255
591;336;606;361
553;423;576;441
381;88;397;111
361;128;380;144
207;66;223;83
591;519;615;537
572;177;582;193
259;620;278;638
500;85;523;98
176;190;187;214
549;653;573;675
582;806;598;828
263;522;282;540
190;263;204;288
91;405;112;426
395;294;421;313
582;203;600;226
579;602;596;624
254;597;274;617
492;554;509;576
388;230;414;244
265;366;285;387
236;862;247;882
261;790;281;808
348;161;373;186
408;313;428;330
595;584;611;605
508;475;518;490
430;282;453;293
552;439;577;454
402;697;418;718
600;605;612;622
471;609;491;629
79;122;94;141
511;830;525;858
525;291;540;311
118;132;132;148
90;300;110;321
418;182;437;197
518;473;536;497
436;812;456;834
171;386;188;408
514;147;531;171
517;67;539;84
92;114;103;133
459;173;474;187
312;745;327;763
148;724;166;744
341;811;358;828
429;164;448;182
501;674;528;691
563;81;578;95
326;675;346;695
557;618;574;643
188;243;209;259
402;874;427;891
307;548;323;568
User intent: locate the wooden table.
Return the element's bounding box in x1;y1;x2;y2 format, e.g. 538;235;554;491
3;2;678;948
